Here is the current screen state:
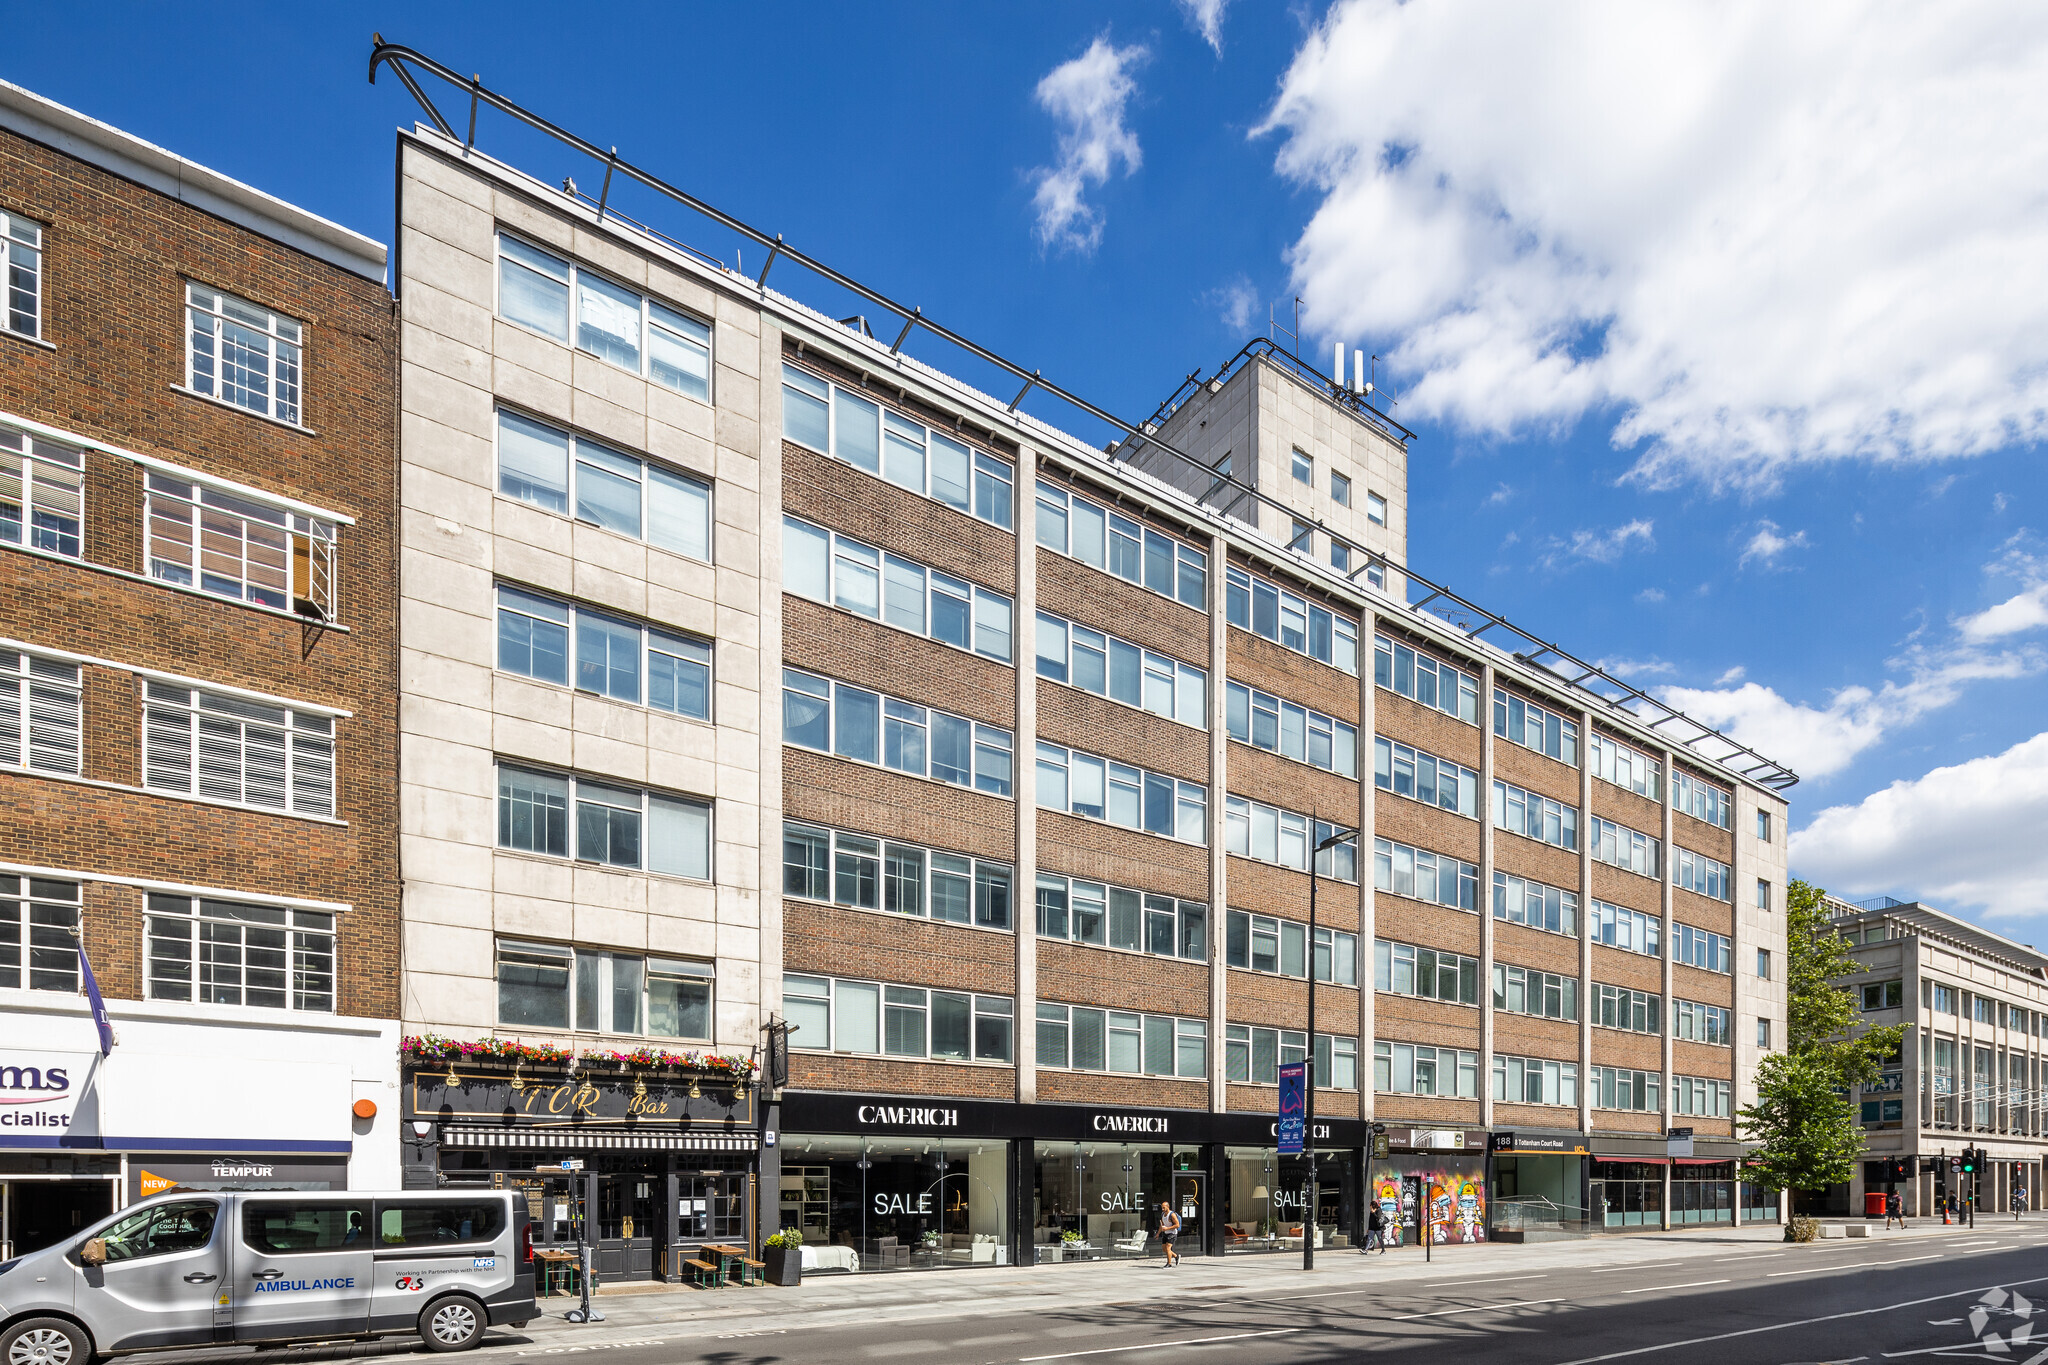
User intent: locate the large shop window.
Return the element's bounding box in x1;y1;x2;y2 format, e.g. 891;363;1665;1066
146;474;338;619
496;765;712;879
497;234;712;401
0;651;82;776
496;410;712;559
1373;1041;1479;1097
785;822;1012;929
1038;875;1202;960
1039;743;1204;842
1037;480;1205;608
1226;566;1356;672
784;515;1013;662
1230;911;1357;984
1227;799;1357;879
0;426;83;558
496;940;713;1039
1231;685;1356;776
1;876;80;992
1041;611;1207;728
785;669;1012;797
784;1135;1011;1271
1034;1004;1204;1078
1033;1143;1209;1261
1591;1161;1664;1228
497;584;711;719
785;365;1014;530
146;895;334;1013
1229;1149;1360;1252
785;974;1013;1063
143;684;336;818
186;284;301;425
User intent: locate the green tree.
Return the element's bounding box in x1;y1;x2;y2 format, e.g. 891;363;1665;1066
1738;879;1903;1195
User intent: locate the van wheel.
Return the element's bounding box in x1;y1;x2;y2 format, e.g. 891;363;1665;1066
4;1319;92;1365
419;1296;486;1352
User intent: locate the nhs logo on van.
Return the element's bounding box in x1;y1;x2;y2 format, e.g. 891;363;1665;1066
0;1052;90;1141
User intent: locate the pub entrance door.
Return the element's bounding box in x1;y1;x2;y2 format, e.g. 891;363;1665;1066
594;1170;662;1281
1170;1171;1206;1258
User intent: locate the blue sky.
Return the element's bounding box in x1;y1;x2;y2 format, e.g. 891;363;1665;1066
12;3;2048;940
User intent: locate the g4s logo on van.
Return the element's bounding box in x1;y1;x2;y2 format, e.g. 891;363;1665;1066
394;1275;425;1292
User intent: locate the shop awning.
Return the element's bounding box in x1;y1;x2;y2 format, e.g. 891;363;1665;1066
440;1126;756;1152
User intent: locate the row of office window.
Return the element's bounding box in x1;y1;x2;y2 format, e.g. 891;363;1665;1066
1036;1003;1206;1078
1225;798;1358;880
1375;635;1478;723
495;410;712;561
1226;1027;1359;1091
1226;566;1360;673
1037;875;1204;961
1593;1066;1662;1113
1673;923;1732;973
1373;939;1480;1005
1594;984;1662;1035
1375;736;1476;817
1493;964;1579;1022
1038;611;1206;728
1037;742;1206;842
784;516;1014;663
1674;999;1732;1046
1589;732;1659;799
783;822;1013;929
498;233;711;401
1674;848;1731;902
1373;837;1478;910
784;668;1013;795
1;427;82;559
1591;816;1661;878
1233;684;1360;777
1493;872;1578;937
1494;1054;1577;1108
498;585;711;720
1674;1075;1734;1118
1672;771;1731;830
1228;911;1358;984
1037;480;1207;609
1494;690;1578;765
497;941;713;1040
496;765;711;879
786;974;1015;1063
1493;779;1578;851
1374;1041;1480;1098
786;366;1014;530
1589;900;1660;957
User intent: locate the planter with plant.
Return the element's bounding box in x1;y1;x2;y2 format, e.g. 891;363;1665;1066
762;1228;802;1286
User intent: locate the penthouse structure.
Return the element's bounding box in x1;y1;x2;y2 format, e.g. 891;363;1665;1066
1824;895;2048;1219
373;43;1794;1278
0;78;399;1256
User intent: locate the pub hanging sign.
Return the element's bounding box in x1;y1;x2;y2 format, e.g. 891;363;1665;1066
406;1062;753;1129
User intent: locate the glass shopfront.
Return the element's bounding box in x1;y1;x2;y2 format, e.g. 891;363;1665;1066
1490;1154;1587;1235
1672;1160;1735;1225
1223;1147;1359;1252
780;1135;1010;1271
1031;1141;1200;1262
1740;1178;1779;1222
1591;1159;1665;1228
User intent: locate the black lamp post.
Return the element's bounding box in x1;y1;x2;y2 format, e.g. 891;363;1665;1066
1305;823;1358;1271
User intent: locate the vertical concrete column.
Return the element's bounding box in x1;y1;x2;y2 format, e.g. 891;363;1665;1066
1659;748;1676;1230
1208;530;1230;1114
756;320;788;1248
1015;458;1039;1106
1358;610;1378;1123
1578;710;1595;1140
1477;665;1496;1127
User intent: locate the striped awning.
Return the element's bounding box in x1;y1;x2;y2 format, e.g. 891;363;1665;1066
439;1126;755;1152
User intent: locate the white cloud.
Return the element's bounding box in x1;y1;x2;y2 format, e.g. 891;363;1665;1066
1030;38;1148;254
1205;276;1259;331
1716;665;1746;685
1958;585;2048;642
1996;492;2012;513
1485;483;1512;507
1599;656;1676;680
1635;586;1665;605
1794;733;2048;922
1178;0;1231;54
1662;642;2043;780
1739;519;1810;569
1537;518;1653;570
1256;2;2048;488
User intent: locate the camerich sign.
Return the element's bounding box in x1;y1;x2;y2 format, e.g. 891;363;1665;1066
0;1051;95;1144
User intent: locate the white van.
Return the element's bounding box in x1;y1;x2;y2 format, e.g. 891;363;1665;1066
0;1190;537;1365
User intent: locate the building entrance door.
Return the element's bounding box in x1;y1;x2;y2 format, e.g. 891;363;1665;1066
2;1178;116;1257
595;1172;661;1281
1170;1172;1205;1257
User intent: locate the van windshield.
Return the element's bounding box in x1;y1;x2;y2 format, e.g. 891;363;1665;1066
91;1201;219;1263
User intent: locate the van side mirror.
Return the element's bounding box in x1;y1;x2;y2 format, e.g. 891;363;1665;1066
80;1238;108;1267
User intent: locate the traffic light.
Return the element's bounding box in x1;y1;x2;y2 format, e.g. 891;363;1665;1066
1962;1148;1979;1175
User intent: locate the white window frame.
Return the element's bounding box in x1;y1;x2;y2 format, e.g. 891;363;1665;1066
783;820;1013;930
1035;1001;1205;1078
1372;938;1479;1004
1493;688;1580;766
0;426;83;559
144;472;339;621
494;939;715;1041
1492;778;1579;852
1492;1053;1579;1108
1366;492;1388;527
1;211;43;340
143;682;337;819
146;893;335;1013
784;514;1012;663
1227;682;1359;777
495;232;713;402
1370;836;1475;909
1372;1041;1480;1098
0;650;82;777
1588;899;1661;956
495;583;712;721
1672;922;1732;973
1592;1066;1662;1113
0;875;80;992
1593;983;1662;1034
1673;770;1732;829
1039;610;1207;728
1590;815;1661;878
1373;734;1475;815
1037;741;1206;844
1226;566;1360;673
1330;470;1351;507
1673;998;1731;1046
185;282;303;426
786;974;1015;1064
783;667;1013;797
494;408;712;561
1491;962;1579;1021
1038;873;1205;961
1373;633;1478;721
1675;847;1731;901
494;763;713;880
1588;732;1662;800
1035;479;1208;610
1491;871;1579;936
1228;797;1358;881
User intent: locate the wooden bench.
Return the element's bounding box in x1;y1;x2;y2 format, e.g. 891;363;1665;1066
735;1256;766;1286
681;1257;723;1289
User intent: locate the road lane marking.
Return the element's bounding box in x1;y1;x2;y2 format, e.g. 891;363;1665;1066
1019;1330;1297;1361
1621;1279;1729;1294
1592;1262;1686;1273
1427;1274;1550;1289
1554;1272;2048;1364
1767;1254;1938;1277
1390;1297;1568;1320
1715;1252;1785;1262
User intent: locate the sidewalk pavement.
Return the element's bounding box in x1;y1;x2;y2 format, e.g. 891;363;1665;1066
509;1215;2032;1346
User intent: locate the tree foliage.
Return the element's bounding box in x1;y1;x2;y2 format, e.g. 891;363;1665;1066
1737;879;1904;1193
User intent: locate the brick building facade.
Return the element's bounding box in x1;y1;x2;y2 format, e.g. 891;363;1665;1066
0;80;398;1252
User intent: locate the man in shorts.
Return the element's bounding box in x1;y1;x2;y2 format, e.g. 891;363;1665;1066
1158;1200;1181;1267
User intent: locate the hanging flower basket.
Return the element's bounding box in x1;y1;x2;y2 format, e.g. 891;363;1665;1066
400;1035;756;1077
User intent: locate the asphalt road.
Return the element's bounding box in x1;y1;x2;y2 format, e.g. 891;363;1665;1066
469;1220;2048;1365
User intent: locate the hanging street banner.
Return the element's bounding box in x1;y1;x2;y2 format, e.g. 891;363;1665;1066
1277;1061;1306;1154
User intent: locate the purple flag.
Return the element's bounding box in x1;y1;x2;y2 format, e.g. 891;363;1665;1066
78;938;114;1055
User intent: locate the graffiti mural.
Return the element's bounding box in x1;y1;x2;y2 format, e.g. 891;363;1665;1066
1370;1157;1487;1245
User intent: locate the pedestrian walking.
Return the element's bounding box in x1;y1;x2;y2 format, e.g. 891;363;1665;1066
1884;1190;1903;1230
1157;1200;1181;1268
1364;1202;1389;1254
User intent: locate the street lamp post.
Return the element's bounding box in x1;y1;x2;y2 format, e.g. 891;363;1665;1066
1305;823;1357;1272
